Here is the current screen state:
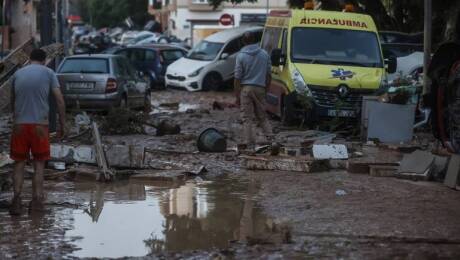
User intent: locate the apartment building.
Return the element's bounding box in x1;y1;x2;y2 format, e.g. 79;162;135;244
149;0;288;45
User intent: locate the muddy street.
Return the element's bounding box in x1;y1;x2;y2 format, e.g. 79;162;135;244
1;89;460;259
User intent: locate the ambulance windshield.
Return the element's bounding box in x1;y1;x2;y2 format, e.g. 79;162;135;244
291;28;383;68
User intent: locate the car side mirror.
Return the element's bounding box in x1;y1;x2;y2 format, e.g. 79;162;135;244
221;53;229;60
271;48;286;66
385;57;397;74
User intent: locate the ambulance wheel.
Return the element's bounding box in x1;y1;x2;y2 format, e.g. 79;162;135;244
281;95;295;126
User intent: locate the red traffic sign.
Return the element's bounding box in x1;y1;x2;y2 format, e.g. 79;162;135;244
219;14;234;26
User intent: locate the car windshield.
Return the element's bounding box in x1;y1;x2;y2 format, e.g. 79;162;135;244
162;50;185;62
59;58;109;73
187;41;224;61
291;28;383;68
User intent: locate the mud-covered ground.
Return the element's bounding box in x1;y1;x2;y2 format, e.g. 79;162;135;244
1;89;460;259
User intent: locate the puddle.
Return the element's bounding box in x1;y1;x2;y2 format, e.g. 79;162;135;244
63;177;267;258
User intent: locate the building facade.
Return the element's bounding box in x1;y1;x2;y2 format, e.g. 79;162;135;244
149;0;288;45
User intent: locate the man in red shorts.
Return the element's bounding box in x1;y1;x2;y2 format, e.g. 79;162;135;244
9;49;66;215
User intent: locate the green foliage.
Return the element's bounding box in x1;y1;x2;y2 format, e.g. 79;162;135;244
79;0;151;28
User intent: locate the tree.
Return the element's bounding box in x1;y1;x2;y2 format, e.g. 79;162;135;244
207;0;460;44
79;0;152;29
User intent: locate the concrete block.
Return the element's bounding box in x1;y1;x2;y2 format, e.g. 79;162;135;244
105;145;145;169
313;144;348;160
397;150;435;180
50;144;96;164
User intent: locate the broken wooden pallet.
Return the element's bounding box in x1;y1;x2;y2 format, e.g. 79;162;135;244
241;155;329;173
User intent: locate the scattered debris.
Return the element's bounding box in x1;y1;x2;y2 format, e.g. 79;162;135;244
197;128;227;153
444;154;460;189
151;119;181;136
101;108;146;135
51;162;66;171
313;144;348;160
212;101;237;110
335;189;347;196
396;150;435;180
159;102;179;108
0;152;13;168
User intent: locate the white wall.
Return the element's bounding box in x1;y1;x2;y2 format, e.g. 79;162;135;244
171;8;270;41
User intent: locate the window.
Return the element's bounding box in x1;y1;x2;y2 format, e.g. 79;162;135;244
281;29;288;56
261;27;283;56
222;38;241;55
253;30;263;43
130;49;146;62
59;58;109;73
291;28;383;68
145;50;156;61
161;50;185;62
187;41;224;61
115;58;129;77
192;0;208;4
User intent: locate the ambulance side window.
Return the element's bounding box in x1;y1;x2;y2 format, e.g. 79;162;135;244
261;27;282;56
281;29;288;56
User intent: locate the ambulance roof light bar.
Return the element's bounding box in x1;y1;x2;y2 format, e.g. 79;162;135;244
304;0;314;10
343;4;356;12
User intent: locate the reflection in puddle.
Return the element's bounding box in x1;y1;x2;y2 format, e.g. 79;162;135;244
65;177;267;258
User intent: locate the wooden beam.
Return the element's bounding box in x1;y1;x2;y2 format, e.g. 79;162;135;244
91;122;113;181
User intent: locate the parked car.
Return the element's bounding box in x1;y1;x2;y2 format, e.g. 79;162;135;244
128;31;159;46
379;31;423;44
166;27;263;91
120;31;140;46
382;43;424;82
115;44;188;89
57;54;150;111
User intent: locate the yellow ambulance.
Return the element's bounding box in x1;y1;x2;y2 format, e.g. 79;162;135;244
262;9;396;123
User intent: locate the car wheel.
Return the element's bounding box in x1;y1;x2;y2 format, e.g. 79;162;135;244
202;73;223;91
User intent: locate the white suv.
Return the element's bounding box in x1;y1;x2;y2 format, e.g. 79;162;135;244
165;27;263;91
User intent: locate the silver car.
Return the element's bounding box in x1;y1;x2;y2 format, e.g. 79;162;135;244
57;54;150;110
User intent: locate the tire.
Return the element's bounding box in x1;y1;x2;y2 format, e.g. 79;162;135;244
280;95;295;126
449;81;460;153
202;73;223;91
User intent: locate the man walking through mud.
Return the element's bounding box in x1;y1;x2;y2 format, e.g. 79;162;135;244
9;49;66;215
234;32;273;151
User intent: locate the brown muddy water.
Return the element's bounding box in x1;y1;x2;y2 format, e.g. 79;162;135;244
0;176;269;259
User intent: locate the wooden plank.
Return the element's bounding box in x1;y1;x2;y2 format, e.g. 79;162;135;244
445;155;460;189
91;122;113;181
369;165;398;177
241;155;329;173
